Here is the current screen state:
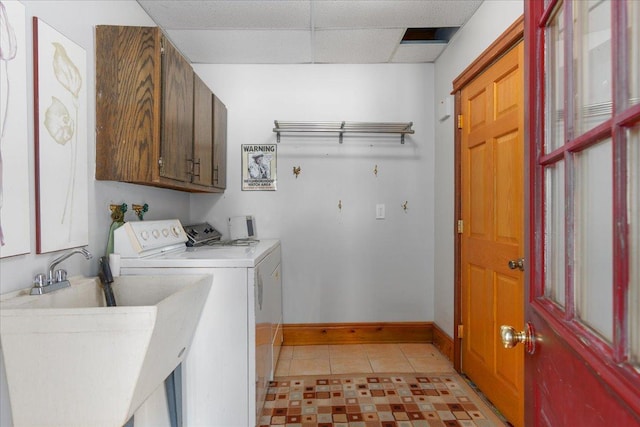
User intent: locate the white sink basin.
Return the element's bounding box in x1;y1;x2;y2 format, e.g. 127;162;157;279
0;274;212;427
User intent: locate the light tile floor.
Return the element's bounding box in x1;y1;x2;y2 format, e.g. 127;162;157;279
274;343;453;377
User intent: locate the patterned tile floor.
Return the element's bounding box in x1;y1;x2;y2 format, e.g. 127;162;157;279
263;344;509;427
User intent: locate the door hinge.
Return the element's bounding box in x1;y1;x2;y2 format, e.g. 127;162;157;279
457;324;464;338
457;114;463;129
457;220;464;234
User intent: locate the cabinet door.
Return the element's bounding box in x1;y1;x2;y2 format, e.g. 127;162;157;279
160;36;194;183
213;95;227;189
192;74;213;186
96;26;162;183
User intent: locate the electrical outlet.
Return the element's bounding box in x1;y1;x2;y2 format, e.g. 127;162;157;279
376;204;385;219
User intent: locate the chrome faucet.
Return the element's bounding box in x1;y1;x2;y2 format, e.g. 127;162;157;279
31;247;93;295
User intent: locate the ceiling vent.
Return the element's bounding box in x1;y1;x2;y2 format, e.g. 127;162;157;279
400;27;459;44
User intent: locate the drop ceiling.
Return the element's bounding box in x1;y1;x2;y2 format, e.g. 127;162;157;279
136;0;484;64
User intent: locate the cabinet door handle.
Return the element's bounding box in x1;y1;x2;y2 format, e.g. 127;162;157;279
193;159;201;178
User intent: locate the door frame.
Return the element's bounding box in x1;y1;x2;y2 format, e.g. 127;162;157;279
452;16;525;371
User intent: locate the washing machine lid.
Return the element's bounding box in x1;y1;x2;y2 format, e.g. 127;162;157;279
119;239;280;269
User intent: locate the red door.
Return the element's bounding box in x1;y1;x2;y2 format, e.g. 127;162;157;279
516;1;640;425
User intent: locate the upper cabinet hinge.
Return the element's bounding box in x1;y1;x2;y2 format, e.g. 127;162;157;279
457;220;464;234
457;114;463;129
160;37;165;55
158;157;164;174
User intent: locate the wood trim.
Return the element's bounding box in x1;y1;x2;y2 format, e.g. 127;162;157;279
283;322;433;346
451;15;524;93
432;323;454;362
453;90;462;372
453;15;525;373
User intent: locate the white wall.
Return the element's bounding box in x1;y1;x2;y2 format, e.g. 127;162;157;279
190;64;435;324
433;0;524;337
0;2;192;425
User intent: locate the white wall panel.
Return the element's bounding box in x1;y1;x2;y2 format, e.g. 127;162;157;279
191;63;435;324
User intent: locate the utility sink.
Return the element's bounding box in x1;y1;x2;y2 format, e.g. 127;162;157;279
0;274;212;427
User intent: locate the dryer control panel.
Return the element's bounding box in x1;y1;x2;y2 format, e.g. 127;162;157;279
114;219;187;258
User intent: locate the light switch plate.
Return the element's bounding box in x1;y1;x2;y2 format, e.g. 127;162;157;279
376;204;385;219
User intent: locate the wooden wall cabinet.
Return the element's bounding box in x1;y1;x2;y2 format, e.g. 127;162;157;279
95;25;226;193
213;95;227;190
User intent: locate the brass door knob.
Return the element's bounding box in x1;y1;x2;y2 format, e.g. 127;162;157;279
500;323;536;354
508;258;525;271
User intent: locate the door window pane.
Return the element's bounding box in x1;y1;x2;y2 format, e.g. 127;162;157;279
573;0;612;135
630;0;640;106
544;161;566;306
629;124;640;368
574;138;613;342
545;6;565;153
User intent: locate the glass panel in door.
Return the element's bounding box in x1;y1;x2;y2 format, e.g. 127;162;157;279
573;0;612;135
545;6;564;153
629;123;640;369
574;138;613;342
629;0;639;106
544;160;565;307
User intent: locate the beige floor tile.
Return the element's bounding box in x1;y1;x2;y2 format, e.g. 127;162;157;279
278;346;294;360
328;344;366;359
292;345;330;359
407;357;454;373
369;357;414;373
362;343;404;358
398;343;440;358
330;357;373;374
289;358;331;375
274;358;291;376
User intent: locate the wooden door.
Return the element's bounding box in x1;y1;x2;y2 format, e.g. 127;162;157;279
522;0;640;425
460;42;525;426
193;74;213;187
161;36;193;183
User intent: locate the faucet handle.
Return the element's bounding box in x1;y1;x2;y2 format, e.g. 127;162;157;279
33;273;47;288
54;269;67;283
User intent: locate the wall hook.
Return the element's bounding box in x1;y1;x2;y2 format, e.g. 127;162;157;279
374;164;378;177
132;203;149;220
402;201;408;212
338;200;342;211
109;203;127;223
293;166;301;178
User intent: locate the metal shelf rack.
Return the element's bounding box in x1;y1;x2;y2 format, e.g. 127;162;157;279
273;121;414;144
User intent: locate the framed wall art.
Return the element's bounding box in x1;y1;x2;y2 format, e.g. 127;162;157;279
33;17;88;253
0;0;31;258
242;144;277;191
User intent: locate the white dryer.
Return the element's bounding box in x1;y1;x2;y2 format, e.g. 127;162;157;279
114;220;282;427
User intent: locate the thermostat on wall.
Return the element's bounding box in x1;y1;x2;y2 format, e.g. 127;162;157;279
229;215;257;241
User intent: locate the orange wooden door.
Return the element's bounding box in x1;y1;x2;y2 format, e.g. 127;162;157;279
460;41;524;427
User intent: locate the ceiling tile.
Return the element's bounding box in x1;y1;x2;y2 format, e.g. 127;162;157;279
313;0;483;28
167;29;312;63
313;29;404;63
139;0;312;29
390;43;446;63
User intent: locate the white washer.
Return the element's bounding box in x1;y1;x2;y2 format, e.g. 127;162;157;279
114;220;282;427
